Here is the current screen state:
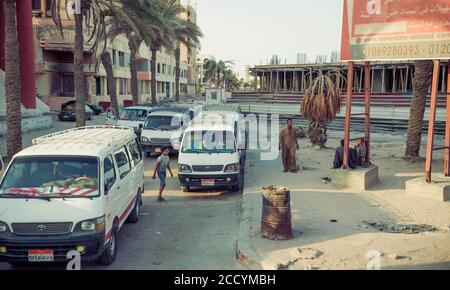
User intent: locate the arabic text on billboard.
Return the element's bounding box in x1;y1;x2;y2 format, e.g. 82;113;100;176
341;0;450;61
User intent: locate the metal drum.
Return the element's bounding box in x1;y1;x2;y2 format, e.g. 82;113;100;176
261;185;292;240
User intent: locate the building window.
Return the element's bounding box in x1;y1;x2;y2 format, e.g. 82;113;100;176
96;77;104;96
46;0;52;11
61;75;74;96
119;79;126;95
119;52;125;67
157;64;161;74
32;0;41;10
112;50;117;66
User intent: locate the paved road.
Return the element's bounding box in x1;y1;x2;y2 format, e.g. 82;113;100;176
0;118;245;270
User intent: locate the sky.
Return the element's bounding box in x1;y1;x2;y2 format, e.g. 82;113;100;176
192;0;344;74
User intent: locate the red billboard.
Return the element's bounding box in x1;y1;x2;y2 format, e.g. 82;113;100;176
341;0;450;61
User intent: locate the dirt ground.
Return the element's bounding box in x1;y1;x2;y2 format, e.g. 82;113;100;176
241;131;450;270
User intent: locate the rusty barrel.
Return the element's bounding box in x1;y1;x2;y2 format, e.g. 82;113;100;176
261;185;292;240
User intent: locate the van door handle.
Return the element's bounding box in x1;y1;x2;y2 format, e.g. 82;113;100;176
117;186;120;190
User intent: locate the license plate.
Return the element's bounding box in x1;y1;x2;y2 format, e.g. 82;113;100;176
201;179;215;186
28;250;54;262
155;147;161;153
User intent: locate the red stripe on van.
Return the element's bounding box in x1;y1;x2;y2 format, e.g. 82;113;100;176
104;195;137;243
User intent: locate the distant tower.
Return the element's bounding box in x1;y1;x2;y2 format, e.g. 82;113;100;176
330;51;341;63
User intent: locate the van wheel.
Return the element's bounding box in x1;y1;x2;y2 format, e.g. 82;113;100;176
181;186;190;193
127;192;141;224
98;225;118;265
231;183;240;192
146;152;151;158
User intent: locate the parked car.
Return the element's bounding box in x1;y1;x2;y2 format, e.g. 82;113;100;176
0;126;144;266
178;111;247;193
61;101;104;116
87;104;104;115
58;102;93;122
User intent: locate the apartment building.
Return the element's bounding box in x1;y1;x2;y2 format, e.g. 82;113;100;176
31;0;193;110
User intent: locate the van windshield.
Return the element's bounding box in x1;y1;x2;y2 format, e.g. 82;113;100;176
0;156;99;198
119;109;148;121
144;115;181;131
181;130;236;154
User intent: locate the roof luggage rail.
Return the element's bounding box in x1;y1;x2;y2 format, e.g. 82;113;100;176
32;125;135;147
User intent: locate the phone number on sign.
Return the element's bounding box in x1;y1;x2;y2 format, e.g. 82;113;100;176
361;44;450;58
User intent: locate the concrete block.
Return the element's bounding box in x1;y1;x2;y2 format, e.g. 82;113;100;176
331;166;379;190
405;175;450;202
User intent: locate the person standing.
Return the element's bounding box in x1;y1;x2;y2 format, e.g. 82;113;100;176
355;138;367;166
279;119;299;173
152;147;174;202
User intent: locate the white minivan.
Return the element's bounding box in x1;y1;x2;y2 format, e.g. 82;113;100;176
0;126;144;266
106;106;153;136
140;107;193;157
178;111;247;192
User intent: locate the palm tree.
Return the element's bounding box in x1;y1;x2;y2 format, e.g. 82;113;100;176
4;0;22;158
144;0;181;104
52;0;114;127
106;0;164;106
404;60;434;162
301;71;343;148
203;59;234;88
101;51;119;116
223;69;241;91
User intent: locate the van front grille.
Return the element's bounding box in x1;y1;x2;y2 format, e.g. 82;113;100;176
192;165;224;172
150;138;171;144
12;222;73;236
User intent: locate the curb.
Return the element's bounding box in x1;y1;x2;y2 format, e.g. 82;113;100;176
236;191;263;269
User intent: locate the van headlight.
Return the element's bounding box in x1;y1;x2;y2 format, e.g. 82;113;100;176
76;216;105;233
141;137;150;143
0;222;9;233
178;164;192;173
224;163;240;173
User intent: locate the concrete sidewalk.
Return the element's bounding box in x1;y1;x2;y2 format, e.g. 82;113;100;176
237;141;450;270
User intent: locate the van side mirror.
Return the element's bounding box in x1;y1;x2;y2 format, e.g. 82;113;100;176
139;124;143;129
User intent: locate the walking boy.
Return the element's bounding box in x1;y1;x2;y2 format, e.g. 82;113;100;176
152;147;174;202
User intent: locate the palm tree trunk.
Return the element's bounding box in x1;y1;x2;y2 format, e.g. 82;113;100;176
175;43;181;102
150;48;157;104
129;39;140;106
74;13;86;127
101;52;119;117
4;0;22;158
404;60;434;161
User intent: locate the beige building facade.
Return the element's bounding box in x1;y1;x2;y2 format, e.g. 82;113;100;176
31;0;195;110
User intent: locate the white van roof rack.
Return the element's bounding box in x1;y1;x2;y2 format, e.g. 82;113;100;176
149;105;191;114
32;126;135;147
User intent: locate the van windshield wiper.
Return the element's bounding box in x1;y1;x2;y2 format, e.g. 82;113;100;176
0;193;51;202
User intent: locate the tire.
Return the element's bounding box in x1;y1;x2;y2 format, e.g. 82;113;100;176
146;152;151;158
126;192;141;224
98;225;118;265
181;186;190;193
231;184;240;192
